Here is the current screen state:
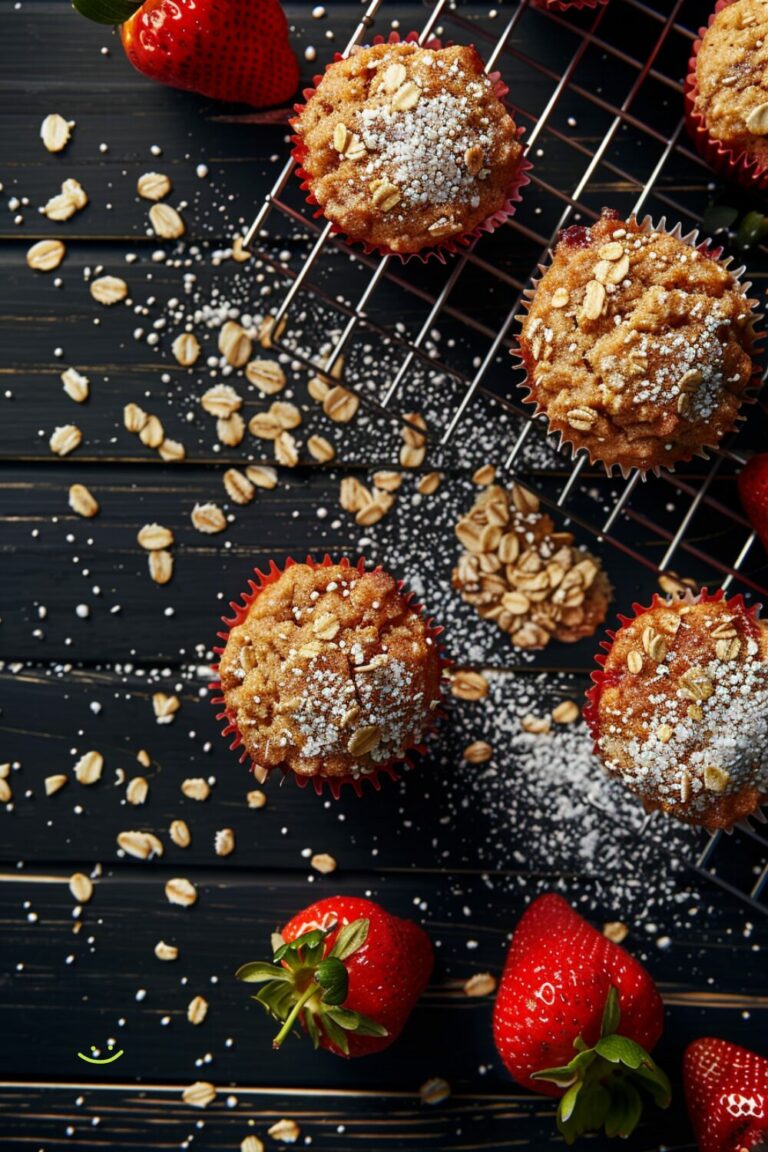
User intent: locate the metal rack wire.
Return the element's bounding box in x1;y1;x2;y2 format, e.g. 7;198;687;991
242;0;767;913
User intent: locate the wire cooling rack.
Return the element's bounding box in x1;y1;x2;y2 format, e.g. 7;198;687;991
242;0;768;913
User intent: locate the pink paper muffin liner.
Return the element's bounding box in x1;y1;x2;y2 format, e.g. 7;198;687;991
210;554;448;799
289;31;532;265
684;0;768;193
512;212;764;478
584;587;767;829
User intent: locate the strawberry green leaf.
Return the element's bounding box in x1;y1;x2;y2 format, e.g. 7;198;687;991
235;961;290;983
324;1007;360;1030
559;1082;582;1124
319;1011;350;1055
315;957;349;1006
532;1049;596;1088
304;1009;320;1050
273;928;326;963
254;979;296;1019
629;1058;672;1108
607;1080;643;1138
595;1034;650;1069
330;918;369;961
72;0;143;25
352;1014;388;1038
600;985;620;1038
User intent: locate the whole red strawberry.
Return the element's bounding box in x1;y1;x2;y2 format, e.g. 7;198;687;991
738;454;768;555
493;894;670;1144
73;0;299;109
236;896;433;1057
684;1037;768;1152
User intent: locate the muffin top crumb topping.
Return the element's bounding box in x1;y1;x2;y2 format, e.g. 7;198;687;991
518;211;756;471
590;595;768;827
292;42;524;253
217;562;442;780
692;0;768;163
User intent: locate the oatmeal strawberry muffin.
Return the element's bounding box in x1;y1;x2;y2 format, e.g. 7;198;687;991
516;210;758;473
685;0;768;190
451;482;611;650
585;591;768;828
214;558;444;795
291;40;526;256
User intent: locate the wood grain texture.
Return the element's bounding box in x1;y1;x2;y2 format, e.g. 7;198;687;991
2;1;768;1150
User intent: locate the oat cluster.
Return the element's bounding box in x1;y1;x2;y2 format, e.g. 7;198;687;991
518;211;756;472
292;42;523;253
217;562;443;781
451;483;611;650
591;596;768;828
692;0;768;163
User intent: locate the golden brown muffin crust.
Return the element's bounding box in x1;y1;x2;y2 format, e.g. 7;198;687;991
451;483;611;650
218;562;442;780
293;42;524;254
693;0;768;163
593;596;768;828
518;212;756;471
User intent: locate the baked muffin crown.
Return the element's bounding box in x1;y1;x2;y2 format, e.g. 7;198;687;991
217;561;443;783
292;41;524;254
588;593;768;828
517;211;758;473
692;0;768;164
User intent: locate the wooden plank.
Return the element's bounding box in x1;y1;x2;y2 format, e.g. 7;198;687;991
0;1082;694;1151
0;869;765;1091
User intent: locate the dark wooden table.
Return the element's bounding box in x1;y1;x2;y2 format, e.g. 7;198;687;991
1;1;767;1149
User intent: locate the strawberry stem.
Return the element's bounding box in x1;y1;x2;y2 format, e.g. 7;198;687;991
272;982;318;1050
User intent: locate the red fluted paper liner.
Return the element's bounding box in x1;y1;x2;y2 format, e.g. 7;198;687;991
584;587;767;830
210;554;448;799
289;31;532;265
512;213;764;479
684;0;768;193
532;0;609;11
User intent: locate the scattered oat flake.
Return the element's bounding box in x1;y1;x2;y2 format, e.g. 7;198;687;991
69;872;93;903
246;789;267;809
310;853;336;874
241;1137;265;1152
191;502;227;534
49;424;81;457
137;171;171;201
41;113;74;152
155;940;179;961
126;776;149;806
27;239;65;271
117;830;164;860
181;777;210;801
170;819;191;848
68;483;99;518
181;1080;215;1108
187;995;209;1025
61;367;89;403
463;972;496;997
603;921;629;944
149;202;185;240
137;523;174;551
153;692;180;723
267;1119;300;1144
90;276;128;306
420;1077;450;1105
44;774;68;796
215;828;235;856
74;750;103;785
166;877;198;907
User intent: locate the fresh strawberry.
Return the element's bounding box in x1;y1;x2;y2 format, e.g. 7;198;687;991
236;896;433;1057
73;0;299;109
738;454;768;555
684;1037;768;1152
493;894;670;1144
